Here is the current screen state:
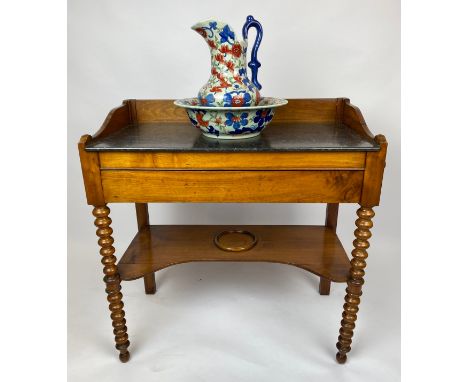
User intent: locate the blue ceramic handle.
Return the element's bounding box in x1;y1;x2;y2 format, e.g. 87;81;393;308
242;15;263;90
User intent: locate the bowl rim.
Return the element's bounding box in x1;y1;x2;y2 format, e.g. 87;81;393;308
174;97;288;111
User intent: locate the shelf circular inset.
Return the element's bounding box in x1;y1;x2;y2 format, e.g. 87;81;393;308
214;230;257;252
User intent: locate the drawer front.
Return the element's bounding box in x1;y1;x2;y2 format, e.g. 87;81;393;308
101;170;364;203
99;152;366;170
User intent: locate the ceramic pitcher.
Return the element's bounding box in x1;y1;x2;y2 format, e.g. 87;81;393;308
192;15;263;107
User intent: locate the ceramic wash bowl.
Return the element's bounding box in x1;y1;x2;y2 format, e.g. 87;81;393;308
174;97;288;139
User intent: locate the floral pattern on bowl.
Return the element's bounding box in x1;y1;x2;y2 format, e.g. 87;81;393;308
174;97;288;139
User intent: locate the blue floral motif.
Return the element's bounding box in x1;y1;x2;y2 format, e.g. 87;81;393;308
239;67;246;76
228;126;257;135
206;126;219;136
199;22;218;38
199;93;215;106
188;115;198;126
219;25;235;44
242;77;256;92
223;91;251;107
253;108;273;127
225;112;249;129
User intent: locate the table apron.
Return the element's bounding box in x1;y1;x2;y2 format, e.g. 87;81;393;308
98;151;367;170
100;170;364;203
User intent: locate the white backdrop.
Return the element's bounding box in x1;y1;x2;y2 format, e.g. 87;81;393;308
68;1;400;381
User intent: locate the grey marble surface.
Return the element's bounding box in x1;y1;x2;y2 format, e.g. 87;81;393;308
85;122;379;152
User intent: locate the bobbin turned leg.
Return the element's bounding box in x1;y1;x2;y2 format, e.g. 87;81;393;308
336;206;374;364
93;205;130;363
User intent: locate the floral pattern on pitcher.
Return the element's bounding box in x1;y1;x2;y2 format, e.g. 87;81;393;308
192;20;261;107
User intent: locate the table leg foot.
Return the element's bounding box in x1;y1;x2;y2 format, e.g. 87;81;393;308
335;206;375;363
336;352;347;364
94;205;131;363
144;273;157;294
118;346;131;363
319;277;331;295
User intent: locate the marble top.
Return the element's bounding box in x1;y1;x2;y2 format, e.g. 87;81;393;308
85;122;379;152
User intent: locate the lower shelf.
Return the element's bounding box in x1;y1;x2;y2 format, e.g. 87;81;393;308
118;225;350;282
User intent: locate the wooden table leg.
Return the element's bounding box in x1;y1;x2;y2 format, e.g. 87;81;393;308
319;203;339;295
144;274;157;294
135;203;157;294
336;206;375;364
319;278;331;295
93;205;130;363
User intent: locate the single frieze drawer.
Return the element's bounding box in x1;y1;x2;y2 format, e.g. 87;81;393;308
100;170;364;203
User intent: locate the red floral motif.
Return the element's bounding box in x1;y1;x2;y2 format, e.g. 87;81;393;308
208;40;216;49
231;43;242;58
215;53;224;63
226;61;235;72
211;67;218;75
195;28;207;38
231;95;245;107
219;45;231;55
255;89;261;101
210;86;223;93
234;75;243;84
215;117;223;125
195;112;209;127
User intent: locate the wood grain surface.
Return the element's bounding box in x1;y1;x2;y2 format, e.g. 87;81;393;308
78;135;105;205
135;203;156;294
118;225;351;282
336;206;375;364
360;135;388;206
93;102;131;140
78;98;388;364
93;205;130;362
99;151;366;170
320;202;340;295
131;98;341;124
101;170;364;203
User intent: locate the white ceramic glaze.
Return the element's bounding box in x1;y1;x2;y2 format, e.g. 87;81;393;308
192;16;263;107
174;16;287;139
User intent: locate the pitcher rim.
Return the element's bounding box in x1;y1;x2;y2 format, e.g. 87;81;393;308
191;18;230;31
